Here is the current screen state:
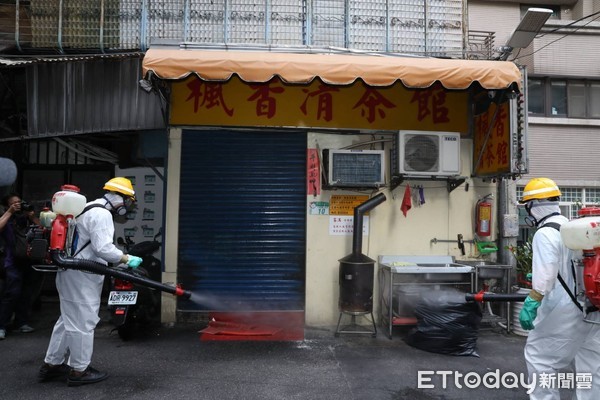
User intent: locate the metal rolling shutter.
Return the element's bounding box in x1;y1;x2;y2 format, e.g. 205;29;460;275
178;129;306;311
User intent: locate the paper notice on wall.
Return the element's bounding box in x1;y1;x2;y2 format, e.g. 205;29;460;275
329;216;369;236
502;214;519;238
330;195;369;215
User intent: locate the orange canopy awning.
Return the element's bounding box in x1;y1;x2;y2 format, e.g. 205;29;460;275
142;48;522;91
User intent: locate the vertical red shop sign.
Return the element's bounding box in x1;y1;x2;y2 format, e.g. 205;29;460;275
307;149;320;196
473;101;511;176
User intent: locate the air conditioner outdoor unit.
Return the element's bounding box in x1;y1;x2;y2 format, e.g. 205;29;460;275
325;149;385;188
398;131;461;177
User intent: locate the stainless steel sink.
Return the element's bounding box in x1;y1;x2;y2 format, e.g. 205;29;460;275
458;261;511;279
379;256;475;282
417;263;472;269
413;263;474;282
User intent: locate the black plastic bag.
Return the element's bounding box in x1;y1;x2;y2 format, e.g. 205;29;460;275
404;290;482;357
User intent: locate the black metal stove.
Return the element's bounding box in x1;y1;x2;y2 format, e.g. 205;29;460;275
335;193;386;337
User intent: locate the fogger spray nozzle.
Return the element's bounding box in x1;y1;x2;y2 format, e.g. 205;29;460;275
465;291;528;303
175;286;192;300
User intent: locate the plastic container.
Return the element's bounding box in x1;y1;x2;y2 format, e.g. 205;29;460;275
393;286;422;317
51;185;87;217
476;241;498;254
39;207;56;228
561;215;600;251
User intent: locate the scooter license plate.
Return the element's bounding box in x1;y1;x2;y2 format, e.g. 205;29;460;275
108;291;138;305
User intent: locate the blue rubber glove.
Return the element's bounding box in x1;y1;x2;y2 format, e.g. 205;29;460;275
519;296;541;330
126;255;143;268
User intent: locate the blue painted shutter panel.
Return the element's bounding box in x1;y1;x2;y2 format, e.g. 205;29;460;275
178;130;306;311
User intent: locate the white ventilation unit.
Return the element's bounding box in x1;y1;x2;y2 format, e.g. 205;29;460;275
398;131;461;177
326;149;385;188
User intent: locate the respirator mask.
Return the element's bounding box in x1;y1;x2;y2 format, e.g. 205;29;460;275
104;193;135;217
524;199;560;227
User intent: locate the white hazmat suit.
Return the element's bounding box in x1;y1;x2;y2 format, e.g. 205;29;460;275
524;214;600;399
44;197;125;371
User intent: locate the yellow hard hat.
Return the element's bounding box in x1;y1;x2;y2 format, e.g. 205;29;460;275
103;177;136;200
521;177;561;203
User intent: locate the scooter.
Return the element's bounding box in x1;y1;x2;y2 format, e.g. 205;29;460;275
109;231;163;340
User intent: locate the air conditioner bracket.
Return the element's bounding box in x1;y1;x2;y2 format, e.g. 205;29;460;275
390;175;466;193
447;177;467;193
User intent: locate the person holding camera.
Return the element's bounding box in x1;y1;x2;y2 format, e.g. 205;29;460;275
0;193;40;340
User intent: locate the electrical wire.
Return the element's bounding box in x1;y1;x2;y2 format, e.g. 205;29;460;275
538;10;600;37
340;139;393;149
75;140;118;159
53;137;118;164
486;301;508;330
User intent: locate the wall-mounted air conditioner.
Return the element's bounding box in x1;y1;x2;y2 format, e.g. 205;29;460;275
398;131;461;177
324;149;385;188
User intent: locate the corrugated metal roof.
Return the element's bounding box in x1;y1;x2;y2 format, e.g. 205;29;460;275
25;57;165;137
0;52;145;67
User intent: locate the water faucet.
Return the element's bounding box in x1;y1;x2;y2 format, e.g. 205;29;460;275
457;234;465;256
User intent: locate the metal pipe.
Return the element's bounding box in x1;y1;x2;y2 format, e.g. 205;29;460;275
58;0;64;54
15;0;22;53
340;139;393;150
352;193;386;256
99;0;105;54
431;238;474;244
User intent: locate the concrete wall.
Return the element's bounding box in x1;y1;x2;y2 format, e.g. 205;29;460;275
161;128;498;327
468;1;523;47
162;128;182;324
305;132;495;326
470;0;600;190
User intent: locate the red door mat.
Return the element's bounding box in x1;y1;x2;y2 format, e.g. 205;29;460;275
199;311;305;341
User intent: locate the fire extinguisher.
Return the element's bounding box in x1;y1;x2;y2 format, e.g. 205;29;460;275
475;194;493;237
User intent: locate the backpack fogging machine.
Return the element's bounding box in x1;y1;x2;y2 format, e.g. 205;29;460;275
465;207;600;312
31;185;191;300
561;207;600;321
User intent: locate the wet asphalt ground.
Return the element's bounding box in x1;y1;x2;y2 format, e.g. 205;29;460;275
0;295;574;400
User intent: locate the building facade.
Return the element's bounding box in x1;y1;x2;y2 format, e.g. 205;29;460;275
1;1;533;331
468;0;600;234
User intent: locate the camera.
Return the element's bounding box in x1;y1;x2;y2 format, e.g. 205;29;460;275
20;201;34;212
